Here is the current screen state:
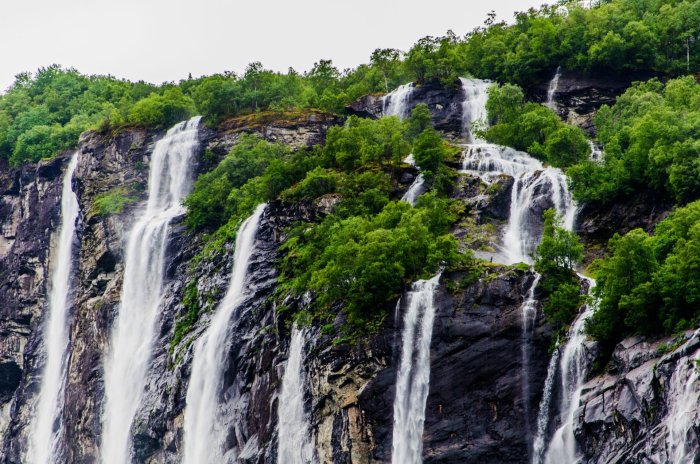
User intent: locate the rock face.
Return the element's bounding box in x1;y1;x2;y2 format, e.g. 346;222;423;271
346;79;465;138
0;155;65;458
1;76;696;464
547;333;700;463
531;69;657;135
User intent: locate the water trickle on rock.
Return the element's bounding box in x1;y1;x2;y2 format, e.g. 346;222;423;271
391;274;441;464
28;153;80;464
100;116;201;464
546;67;562;110
183;204;267;464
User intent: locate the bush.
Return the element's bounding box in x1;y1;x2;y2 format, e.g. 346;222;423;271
128;88;196;128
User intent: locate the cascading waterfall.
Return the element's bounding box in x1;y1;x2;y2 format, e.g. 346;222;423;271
277;326;315;464
665;330;700;463
391;274;441;464
183;203;267;464
502;167;575;265
546;66;562;109
537;276;597;464
458;79;576;265
100;116;201;464
520;273;542;445
27;153;80;464
459;77;491;143
383;83;414;119
588;140;603;162
401;154;425;206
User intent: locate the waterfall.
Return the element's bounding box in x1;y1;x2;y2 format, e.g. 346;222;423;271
546;67;562;110
401;154;426;206
665;330;700;463
531;340;561;463
502;168;575;265
27;153;80;464
520;273;542;449
383;83;414;119
588;140;603;162
458;78;576;265
277;326;315;464
391;274;441;464
183;203;267;464
100;116;200;464
459;77;491;143
538;276;597;464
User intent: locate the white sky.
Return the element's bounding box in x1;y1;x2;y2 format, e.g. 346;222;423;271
0;0;548;92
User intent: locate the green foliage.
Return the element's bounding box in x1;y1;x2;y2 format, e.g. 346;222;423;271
323;115;410;171
484;84;589;167
406;103;432;141
280;197;461;329
184;135;293;231
412;128;447;176
127;88;196;128
90;186;138;216
585;228;659;357
460;0;700;85
568;77;700;204
0;65;158;165
534;209;585;330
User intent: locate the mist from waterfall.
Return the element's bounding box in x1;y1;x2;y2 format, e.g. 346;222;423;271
28;153;80;464
100;116;200;464
391;274;441;464
183;204;267;464
277;326;315;464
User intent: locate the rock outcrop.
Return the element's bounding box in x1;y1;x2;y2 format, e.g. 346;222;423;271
346;79;465;138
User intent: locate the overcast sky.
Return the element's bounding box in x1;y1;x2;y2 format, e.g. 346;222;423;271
0;0;548;92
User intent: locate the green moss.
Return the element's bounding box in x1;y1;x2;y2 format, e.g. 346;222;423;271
90;186;138;216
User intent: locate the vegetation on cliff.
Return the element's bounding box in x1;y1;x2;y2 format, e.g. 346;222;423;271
568;76;700;205
483;82;590;167
586;200;700;357
183;109;462;333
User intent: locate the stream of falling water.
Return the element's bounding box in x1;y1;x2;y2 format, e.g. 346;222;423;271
534;276;597;464
458;78;576;265
546;67;562;109
520;273;542;446
101;116;200;464
277;326;315;464
383;83;414;119
183;204;267;464
28;153;80;464
391;275;441;464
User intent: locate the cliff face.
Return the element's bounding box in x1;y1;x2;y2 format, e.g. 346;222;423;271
0;74;694;464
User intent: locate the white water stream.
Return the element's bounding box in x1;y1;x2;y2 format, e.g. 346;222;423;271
391;275;441;464
277;326;315;464
101;116;200;464
183;204;267;464
536;276;597;464
28;153;80;464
